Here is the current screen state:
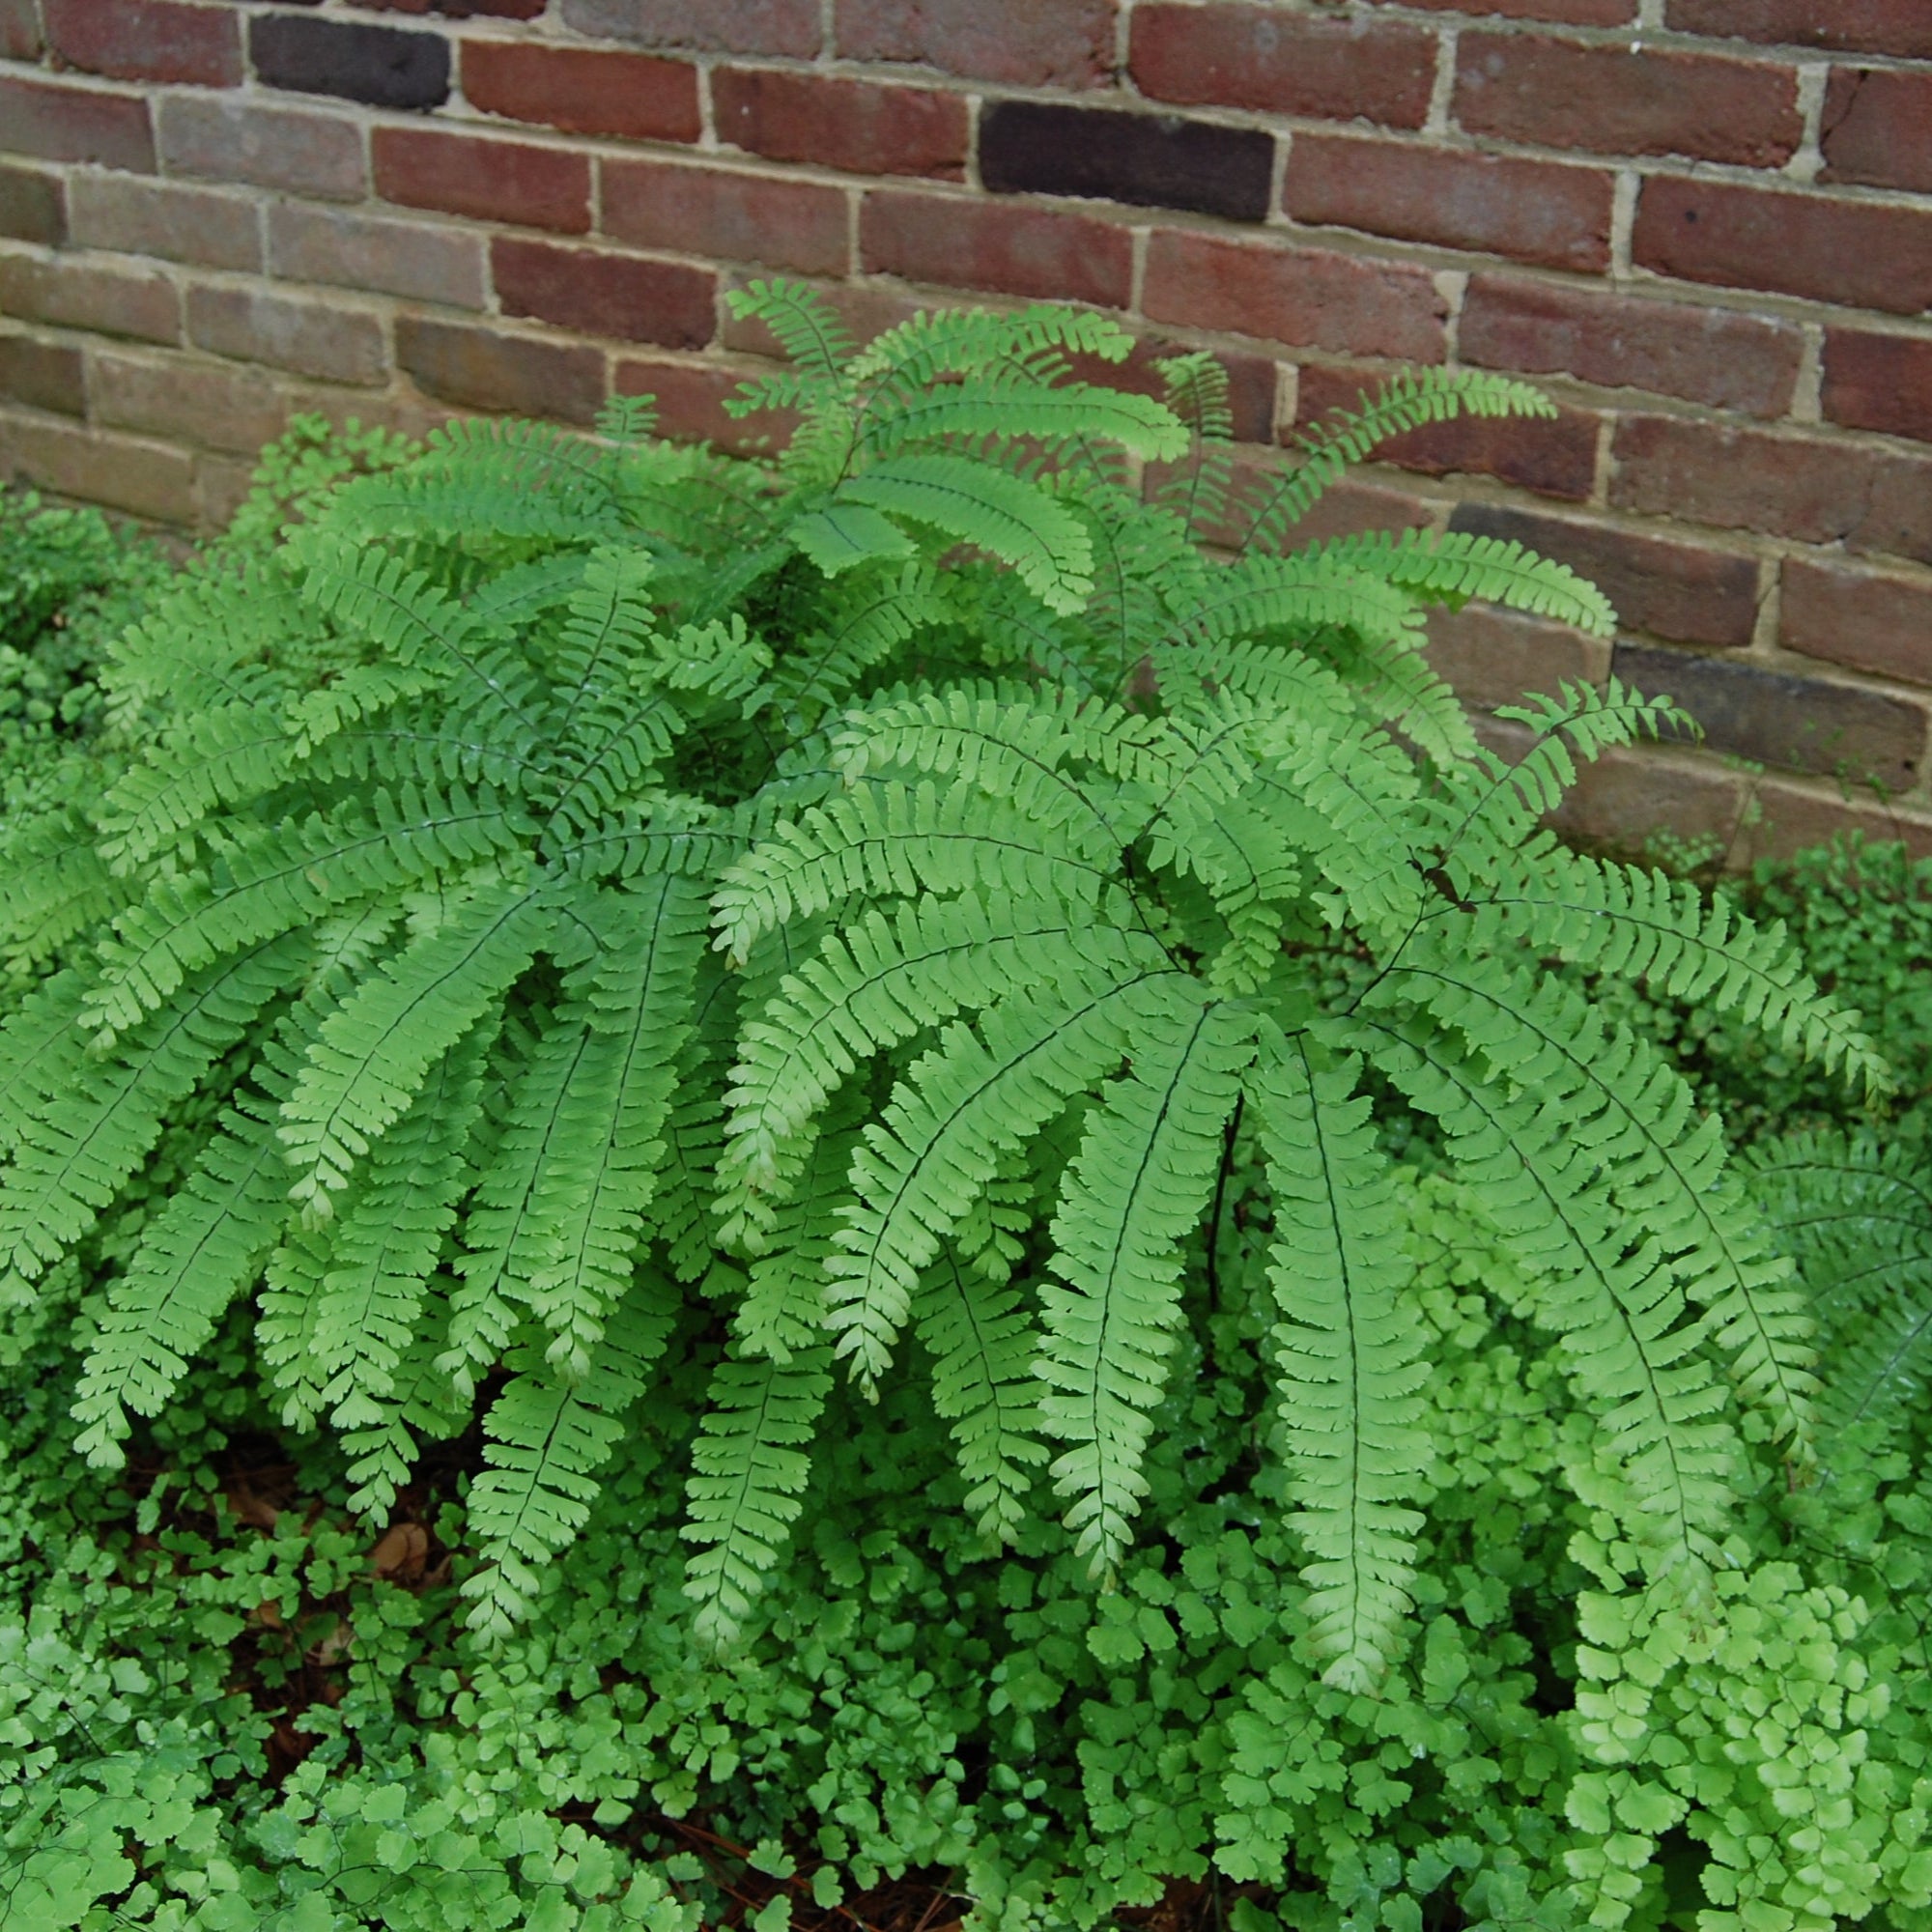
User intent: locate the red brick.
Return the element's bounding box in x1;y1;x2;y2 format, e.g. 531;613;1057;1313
1146;443;1435;550
364;0;543;16
0;248;178;343
1822;328;1932;448
43;0;241;85
862;190;1131;308
70;175;260;271
714;68;967;179
1285;136;1613;274
0;164;66;247
1130;7;1435;129
269;204;487;309
0;407;197;523
557;0;819;57
720;273;933;360
1080;336;1278;444
837;0;1114;86
0;0;42;60
1144;229;1447;362
0;334;86;417
157;96;364;201
1295;361;1596;500
1821;67;1932;194
1781;558;1932;691
1544;741;1747;853
0;75;154;172
1427;603;1611;710
374;127;591;235
1458;274;1802;419
612;356;798;453
89;349;287;456
187;284;387;387
1372;0;1632;19
493;237;716;350
461;41;700;144
1449;503;1759;647
1664;0;1932;57
396;315;607;424
1735;777;1932;867
603;158;848;277
1634;176;1932;316
1455;35;1799;167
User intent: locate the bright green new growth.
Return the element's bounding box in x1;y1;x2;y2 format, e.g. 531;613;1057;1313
0;284;1880;1687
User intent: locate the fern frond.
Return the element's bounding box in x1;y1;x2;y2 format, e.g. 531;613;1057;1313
1300;529;1617;638
864;382;1189;463
0;807;121;968
724;278;858;382
340;1296;470;1520
849;302;1134;390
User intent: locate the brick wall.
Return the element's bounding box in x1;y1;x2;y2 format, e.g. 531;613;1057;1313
2;0;1930;860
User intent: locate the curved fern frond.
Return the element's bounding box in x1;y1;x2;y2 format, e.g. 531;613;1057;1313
865;382;1188;463
1301;529;1617;638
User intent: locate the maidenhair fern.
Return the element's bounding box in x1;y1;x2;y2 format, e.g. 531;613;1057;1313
0;284;1881;1688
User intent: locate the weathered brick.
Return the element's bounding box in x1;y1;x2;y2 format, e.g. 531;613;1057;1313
1373;0;1633;20
195;452;261;535
187;284;387;387
1822;327;1932;447
157;96;364;200
1781;558;1932;691
269;204;486;309
1664;0;1932;57
980;101;1271;223
836;0;1113;87
462;40;700;144
1449;504;1759;647
250;14;450;111
0;0;43;61
1612;639;1925;790
1455;34;1800;167
1633;175;1932;316
1144;230;1447;362
0;75;155;172
1610;413;1932;565
0;164;65;247
1130;7;1435;129
713;68;967;179
43;0;241;86
0;407;197;522
1821;67;1932;192
557;0;818;57
363;0;541;16
1296;362;1597;500
494;238;716;350
602;158;847;277
1544;740;1747;852
1427;604;1611;711
720;272;932;359
1458;274;1803;419
0;248;178;343
612;356;797;452
862;191;1131;307
396;314;606;423
89;348;287;455
1088;336;1278;444
1146;443;1435;549
70;175;260;271
1285;135;1613;273
374;127;591;234
1738;775;1932;865
0;334;85;417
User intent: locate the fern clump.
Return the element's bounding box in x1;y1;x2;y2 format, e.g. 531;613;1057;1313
0;285;1880;1686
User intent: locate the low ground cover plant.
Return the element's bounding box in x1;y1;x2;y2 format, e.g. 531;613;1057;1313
0;288;1923;1932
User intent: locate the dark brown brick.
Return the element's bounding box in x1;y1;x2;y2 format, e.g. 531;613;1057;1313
0;74;155;172
396;315;607;424
603;157;847;277
0;408;197;523
0;0;43;61
1822;67;1932;195
557;0;819;57
1130;6;1435;129
1374;0;1633;19
269;203;487;309
44;0;241;85
1449;503;1759;647
0;164;65;247
836;0;1114;86
89;348;287;456
0;249;178;344
1144;229;1447;362
187;284;387;387
0;335;85;417
715;69;967;180
1427;603;1611;711
1458;274;1802;420
1285;135;1614;273
1612;639;1924;790
612;355;797;453
1455;34;1800;167
70;175;259;271
461;40;701;144
362;0;542;16
1781;559;1932;691
493;237;716;350
862;190;1132;308
1664;0;1932;57
1822;328;1932;447
1633;175;1932;316
1295;362;1597;500
250;14;450;111
374;127;591;234
157;96;365;200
